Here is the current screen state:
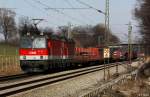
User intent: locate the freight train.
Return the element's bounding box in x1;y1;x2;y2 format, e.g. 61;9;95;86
19;34;138;73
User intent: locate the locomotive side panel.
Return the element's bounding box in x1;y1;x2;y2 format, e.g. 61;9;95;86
47;38;75;69
48;39;75;59
67;41;75;59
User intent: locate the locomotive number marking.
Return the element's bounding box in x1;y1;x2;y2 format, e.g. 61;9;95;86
29;51;37;55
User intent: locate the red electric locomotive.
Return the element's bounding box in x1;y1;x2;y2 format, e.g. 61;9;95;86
20;35;75;72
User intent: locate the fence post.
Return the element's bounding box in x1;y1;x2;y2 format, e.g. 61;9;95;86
0;56;3;73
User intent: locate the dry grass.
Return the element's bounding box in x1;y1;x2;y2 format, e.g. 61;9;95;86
0;43;18;55
112;79;150;97
91;79;150;97
0;43;21;76
0;55;22;76
145;57;150;63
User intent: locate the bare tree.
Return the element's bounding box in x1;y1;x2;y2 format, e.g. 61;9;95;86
134;0;150;55
18;17;30;36
40;27;54;37
0;8;16;42
58;26;69;37
72;24;120;47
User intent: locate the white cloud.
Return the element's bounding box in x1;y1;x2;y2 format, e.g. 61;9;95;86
0;33;4;41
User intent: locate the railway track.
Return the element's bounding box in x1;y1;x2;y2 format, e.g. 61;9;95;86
0;61;128;97
0;73;34;82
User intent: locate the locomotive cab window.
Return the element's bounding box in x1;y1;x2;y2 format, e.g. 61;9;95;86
20;37;32;48
20;36;46;48
32;37;46;48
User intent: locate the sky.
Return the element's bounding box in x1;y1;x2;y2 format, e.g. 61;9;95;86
0;0;139;42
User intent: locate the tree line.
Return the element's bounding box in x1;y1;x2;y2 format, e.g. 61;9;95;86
0;8;17;44
135;0;150;55
0;8;119;47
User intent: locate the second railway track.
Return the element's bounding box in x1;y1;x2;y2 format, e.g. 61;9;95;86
0;61;128;97
0;73;36;82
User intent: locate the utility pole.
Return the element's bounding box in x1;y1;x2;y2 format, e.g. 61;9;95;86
67;22;72;39
103;0;110;81
128;22;132;67
105;0;110;45
98;36;101;47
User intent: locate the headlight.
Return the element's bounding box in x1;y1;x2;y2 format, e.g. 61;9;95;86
23;56;26;60
40;56;43;59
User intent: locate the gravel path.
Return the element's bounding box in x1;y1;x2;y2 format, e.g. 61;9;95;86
9;63;130;97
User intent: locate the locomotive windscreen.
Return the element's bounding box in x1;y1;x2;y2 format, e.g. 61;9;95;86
32;38;46;48
20;37;46;48
20;37;32;48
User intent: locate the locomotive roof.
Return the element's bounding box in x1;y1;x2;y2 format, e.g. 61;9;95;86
46;34;74;42
21;34;74;43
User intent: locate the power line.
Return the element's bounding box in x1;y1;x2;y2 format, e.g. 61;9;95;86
0;8;33;19
23;0;60;26
65;0;90;23
32;0;86;24
76;0;95;9
0;8;45;26
65;0;90;10
24;0;83;25
45;7;90;10
26;0;89;10
0;8;16;10
64;0;95;24
65;0;75;8
23;0;41;11
76;0;105;15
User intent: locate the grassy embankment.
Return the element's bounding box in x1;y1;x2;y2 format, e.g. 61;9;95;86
0;43;21;76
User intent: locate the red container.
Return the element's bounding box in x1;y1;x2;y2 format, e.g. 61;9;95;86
74;47;103;63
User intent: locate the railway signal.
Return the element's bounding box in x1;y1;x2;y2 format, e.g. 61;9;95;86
104;48;110;58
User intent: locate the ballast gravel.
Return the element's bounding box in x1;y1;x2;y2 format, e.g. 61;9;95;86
9;63;133;97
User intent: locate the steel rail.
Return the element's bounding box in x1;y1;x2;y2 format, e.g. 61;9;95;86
0;61;128;97
0;74;34;82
